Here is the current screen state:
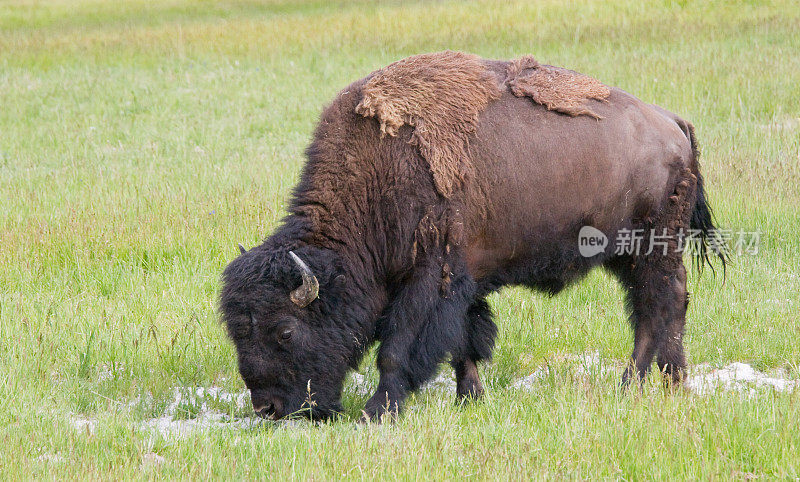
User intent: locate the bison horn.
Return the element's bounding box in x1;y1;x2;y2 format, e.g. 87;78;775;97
288;251;319;307
238;244;247;254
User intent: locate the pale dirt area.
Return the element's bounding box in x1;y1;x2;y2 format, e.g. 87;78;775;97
67;354;796;439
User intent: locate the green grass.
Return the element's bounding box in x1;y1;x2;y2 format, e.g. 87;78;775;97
1;0;799;478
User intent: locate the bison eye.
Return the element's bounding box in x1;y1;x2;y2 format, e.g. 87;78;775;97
279;329;292;341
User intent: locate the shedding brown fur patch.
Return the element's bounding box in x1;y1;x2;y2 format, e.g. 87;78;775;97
505;55;610;119
355;51;502;198
355;52;610;198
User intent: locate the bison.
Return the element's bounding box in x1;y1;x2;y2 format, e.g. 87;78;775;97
220;51;724;421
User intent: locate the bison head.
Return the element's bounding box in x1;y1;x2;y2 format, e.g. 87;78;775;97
220;244;360;420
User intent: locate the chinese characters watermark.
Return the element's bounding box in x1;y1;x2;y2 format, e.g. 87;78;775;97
578;226;760;258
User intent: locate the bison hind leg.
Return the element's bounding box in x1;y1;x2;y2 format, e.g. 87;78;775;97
607;167;697;389
452;297;497;401
452;359;484;400
607;255;689;389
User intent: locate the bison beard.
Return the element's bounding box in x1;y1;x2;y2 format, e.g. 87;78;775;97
220;51;725;422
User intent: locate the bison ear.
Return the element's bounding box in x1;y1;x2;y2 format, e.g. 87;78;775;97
238;244;247;254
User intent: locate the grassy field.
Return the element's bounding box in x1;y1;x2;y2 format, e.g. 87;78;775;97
1;0;799;478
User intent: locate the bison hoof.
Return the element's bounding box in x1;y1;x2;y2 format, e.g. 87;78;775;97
362;393;402;423
456;378;485;401
659;367;688;392
360;405;399;424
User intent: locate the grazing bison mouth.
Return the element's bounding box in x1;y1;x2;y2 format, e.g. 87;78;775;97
251;390;285;420
250;389;343;421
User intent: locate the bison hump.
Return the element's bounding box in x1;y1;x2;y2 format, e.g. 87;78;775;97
355;50;502;198
355;51;609;198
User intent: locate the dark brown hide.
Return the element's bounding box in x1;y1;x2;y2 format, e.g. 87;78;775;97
462;86;691;283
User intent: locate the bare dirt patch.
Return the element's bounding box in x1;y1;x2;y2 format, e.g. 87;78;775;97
68;356;796;438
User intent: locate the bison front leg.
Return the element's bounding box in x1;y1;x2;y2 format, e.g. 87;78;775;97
363;261;475;421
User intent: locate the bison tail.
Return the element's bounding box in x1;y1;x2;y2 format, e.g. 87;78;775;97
685;123;728;277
